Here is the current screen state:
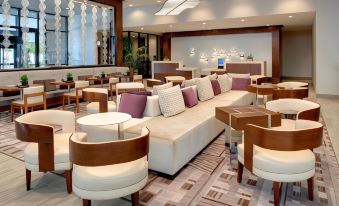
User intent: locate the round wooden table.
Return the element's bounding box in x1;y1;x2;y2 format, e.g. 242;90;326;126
248;84;281;105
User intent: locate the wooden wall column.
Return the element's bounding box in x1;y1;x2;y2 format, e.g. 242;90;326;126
90;0;123;66
272;28;282;83
161;34;172;60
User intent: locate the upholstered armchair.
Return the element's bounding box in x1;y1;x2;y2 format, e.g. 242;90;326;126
70;127;150;206
272;87;309;100
237;120;323;206
15;110;86;193
62;81;89;113
11;85;46;121
83;88;116;114
266;99;320;123
116;82;145;95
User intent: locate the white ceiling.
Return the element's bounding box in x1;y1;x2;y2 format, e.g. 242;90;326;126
125;12;315;34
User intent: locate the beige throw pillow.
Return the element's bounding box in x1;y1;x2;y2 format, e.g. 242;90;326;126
158;85;186;117
153;82;173;95
217;74;232;93
182;78;197;88
195;76;214;101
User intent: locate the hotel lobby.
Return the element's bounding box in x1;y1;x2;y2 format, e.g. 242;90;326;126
0;0;338;205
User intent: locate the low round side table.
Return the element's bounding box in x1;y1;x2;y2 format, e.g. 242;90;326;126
77;112;131;140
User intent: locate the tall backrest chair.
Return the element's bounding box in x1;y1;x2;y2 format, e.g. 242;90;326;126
272;87;309;100
62;80;89;113
11;85;46;121
70;127;150;206
237;120;323;206
83;88;116;114
109;77;120;100
15;110;86;193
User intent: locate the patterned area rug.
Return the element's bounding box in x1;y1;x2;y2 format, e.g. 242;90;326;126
0;103;338;206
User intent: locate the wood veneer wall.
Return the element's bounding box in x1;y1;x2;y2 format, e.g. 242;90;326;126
89;0;123;66
162;26;283;83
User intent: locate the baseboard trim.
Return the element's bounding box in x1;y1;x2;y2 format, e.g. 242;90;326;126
317;94;339;99
281;76;312;81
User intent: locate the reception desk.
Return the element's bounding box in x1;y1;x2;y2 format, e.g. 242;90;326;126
152;61;201;82
225;61;267;76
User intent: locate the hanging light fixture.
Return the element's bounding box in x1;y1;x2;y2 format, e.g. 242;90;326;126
155;0;200;15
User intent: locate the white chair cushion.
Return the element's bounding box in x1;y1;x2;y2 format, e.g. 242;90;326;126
237;144;315;175
217;74;232;93
158;85;186;117
12;98;43;105
24;132;86;171
266;99;319;116
196;76;214;101
86;101;117;114
277;82;308;89
72;157;148;191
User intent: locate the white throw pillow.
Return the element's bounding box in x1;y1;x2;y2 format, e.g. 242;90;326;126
195;76;214;101
158;85;186;117
208;73;218;80
218;74;232;93
153;82;173;95
227;73;251;79
182;78;196;87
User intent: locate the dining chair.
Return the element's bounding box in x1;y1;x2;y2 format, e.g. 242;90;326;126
108;77;120;100
83;88;116;114
237;120;323;206
15;110;87;193
11;85;46;122
62;81;89;113
70;127;150;206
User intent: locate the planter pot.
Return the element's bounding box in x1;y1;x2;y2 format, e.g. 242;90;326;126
67;77;73;82
101;74;106;78
21;81;28;87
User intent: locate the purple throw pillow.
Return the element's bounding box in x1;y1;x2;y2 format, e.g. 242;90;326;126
181;87;198;108
232;78;251;91
211;80;221;96
127;91;152;96
118;93;147;118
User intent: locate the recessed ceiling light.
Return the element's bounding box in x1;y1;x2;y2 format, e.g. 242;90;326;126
266;24;270;26
132;35;136;38
157;0;161;2
141;27;144;30
129;4;133;7
202;22;207;25
289;15;293;18
169;25;173;28
66;7;70;10
241;19;245;22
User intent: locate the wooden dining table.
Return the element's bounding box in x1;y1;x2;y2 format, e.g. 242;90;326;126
87;77;110;88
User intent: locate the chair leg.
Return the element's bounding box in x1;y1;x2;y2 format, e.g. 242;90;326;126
62;96;65;110
65;170;72;194
76;97;80;113
11;104;14;122
307;177;314;201
237;161;243;183
83;199;91;206
132;191;139;206
26;169;31;191
273;181;280;206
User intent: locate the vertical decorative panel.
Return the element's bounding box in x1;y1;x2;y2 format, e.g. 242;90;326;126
54;0;62;65
68;0;75;65
1;0;11;69
92;6;98;65
81;2;87;65
102;7;108;64
21;0;29;67
39;0;46;66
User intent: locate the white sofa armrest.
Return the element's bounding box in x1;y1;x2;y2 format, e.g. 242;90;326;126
117;94;161;117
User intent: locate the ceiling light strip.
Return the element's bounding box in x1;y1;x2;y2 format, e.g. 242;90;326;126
155;0;200;15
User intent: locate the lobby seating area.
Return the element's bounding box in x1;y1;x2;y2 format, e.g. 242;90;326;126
1;0;339;206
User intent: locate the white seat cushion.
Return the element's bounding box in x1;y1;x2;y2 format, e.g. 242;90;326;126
12;98;43;105
237;143;315;175
24;132;86;171
73;157;148;191
86;101;116;114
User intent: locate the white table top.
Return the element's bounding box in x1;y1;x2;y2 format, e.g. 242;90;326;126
77;112;132;126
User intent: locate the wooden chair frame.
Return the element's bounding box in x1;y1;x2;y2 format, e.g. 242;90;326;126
11;92;46;122
70;128;150;206
15;120;72;193
238;123;323;205
109;81;119;100
272;87;309;100
62;86;88;113
83;90;108;113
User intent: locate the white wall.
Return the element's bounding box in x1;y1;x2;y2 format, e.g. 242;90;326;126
282;29;313;78
171;33;273;76
315;0;339;96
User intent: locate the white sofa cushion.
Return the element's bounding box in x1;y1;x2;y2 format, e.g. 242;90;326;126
73;157;148;191
208;73;218;80
217;74;232;93
158;85;185;117
228;73;251;79
196;76;214;101
152;82;173;95
182;78;197;87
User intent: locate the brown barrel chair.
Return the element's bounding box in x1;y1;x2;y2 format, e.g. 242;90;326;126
70;127;150;206
237;120;323;206
272;87;309;100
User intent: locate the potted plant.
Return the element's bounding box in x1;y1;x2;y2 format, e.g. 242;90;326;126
247;54;254;61
135;46;149;77
66;72;73;82
101;71;106;78
20;74;29;87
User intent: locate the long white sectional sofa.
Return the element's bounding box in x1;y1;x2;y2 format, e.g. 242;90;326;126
82;88;255;177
